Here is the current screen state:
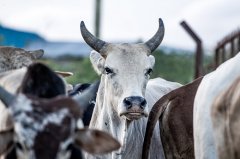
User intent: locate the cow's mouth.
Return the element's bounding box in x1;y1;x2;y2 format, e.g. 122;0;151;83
120;111;148;120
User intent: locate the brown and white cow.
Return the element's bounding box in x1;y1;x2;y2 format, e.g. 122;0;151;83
0;63;120;159
0;62;74;131
142;77;203;159
80;18;181;159
0;46;44;73
211;77;240;159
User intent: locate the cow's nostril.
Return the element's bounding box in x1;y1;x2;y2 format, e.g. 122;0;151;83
123;97;132;109
140;99;147;109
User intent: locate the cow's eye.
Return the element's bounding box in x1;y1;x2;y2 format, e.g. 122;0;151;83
145;68;153;76
104;67;113;75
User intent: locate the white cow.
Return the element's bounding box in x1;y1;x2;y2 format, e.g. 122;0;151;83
80;19;181;159
194;52;240;159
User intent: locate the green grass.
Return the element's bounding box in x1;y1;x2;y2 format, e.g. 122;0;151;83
39;50;212;85
152;50;194;84
40;57;99;85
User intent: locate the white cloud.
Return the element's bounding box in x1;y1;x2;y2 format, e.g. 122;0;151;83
0;0;239;52
0;0;94;41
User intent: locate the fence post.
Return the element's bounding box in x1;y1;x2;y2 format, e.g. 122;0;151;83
221;47;226;63
238;36;240;52
230;39;235;57
180;21;203;79
215;48;219;68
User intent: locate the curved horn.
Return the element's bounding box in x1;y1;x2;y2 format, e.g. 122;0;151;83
0;86;15;107
73;81;100;112
80;21;108;53
145;18;165;53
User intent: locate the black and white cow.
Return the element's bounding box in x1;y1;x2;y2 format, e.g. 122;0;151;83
0;63;120;159
68;82;99;126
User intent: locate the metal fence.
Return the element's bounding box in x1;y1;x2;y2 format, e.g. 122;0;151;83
214;29;240;69
180;21;240;77
180;21;203;79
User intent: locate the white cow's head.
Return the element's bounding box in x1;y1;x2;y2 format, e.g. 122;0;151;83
80;19;164;120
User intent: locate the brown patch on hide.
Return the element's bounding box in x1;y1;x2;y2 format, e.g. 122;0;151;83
33;117;72;159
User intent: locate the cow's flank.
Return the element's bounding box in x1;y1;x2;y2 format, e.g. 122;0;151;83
211;77;240;159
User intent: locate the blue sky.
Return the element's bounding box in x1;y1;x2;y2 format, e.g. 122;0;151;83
0;0;239;52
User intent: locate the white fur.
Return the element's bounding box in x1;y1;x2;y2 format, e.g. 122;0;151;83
193;52;240;159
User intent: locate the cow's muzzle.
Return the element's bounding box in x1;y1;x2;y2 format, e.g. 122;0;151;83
120;96;148;120
123;96;147;109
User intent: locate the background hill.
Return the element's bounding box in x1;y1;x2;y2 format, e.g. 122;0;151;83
0;25;92;57
0;25;45;47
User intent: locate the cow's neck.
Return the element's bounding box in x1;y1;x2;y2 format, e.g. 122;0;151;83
96;103;146;159
89;78;147;158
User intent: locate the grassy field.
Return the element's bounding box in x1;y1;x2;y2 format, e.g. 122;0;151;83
40;50;212;85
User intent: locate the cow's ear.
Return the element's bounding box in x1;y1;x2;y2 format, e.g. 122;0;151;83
148;55;155;68
0;130;14;155
30;49;44;59
90;51;105;75
74;128;120;154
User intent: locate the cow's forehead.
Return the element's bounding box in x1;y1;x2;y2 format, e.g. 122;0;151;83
106;43;150;55
105;44;151;68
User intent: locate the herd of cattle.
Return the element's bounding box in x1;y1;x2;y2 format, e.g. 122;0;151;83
0;18;239;159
